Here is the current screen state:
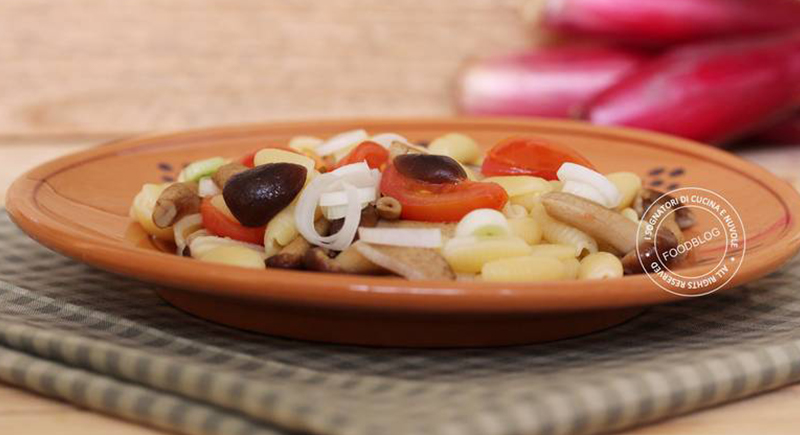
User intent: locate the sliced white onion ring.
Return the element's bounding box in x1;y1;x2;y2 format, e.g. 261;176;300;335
330;162;377;186
455;208;511;238
319;187;376;207
295;174;362;250
561;180;607;206
557;163;621;208
315;129;369;157
358;228;442;248
370;133;411;149
323;202;370;220
198;177;221;198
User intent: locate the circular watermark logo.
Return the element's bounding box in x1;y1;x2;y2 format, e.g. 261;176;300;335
637;187;745;297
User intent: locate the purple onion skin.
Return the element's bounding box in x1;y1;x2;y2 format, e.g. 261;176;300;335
582;33;800;146
753;112;800;145
457;46;647;118
542;0;800;46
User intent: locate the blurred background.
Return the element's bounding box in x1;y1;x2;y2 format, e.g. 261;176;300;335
1;0;799;199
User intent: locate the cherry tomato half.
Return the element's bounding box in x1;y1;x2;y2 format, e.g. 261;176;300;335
481;136;594;180
335;141;389;170
200;197;266;244
239;152;257;168
380;164;508;222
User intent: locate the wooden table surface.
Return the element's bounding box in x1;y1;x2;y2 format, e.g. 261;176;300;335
3;1;800;433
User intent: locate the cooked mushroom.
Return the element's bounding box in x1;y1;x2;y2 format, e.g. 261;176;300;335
634;188;696;230
674;207;696;230
153;182;201;228
541;192;638;254
267;219;330;269
266;236;312;269
333;246;386;274
636;190;686;244
353;241;455;280
542;192;682;275
212;162;249;188
621;232;679;275
376;196;402;220
329;205;379;235
312;208;458;280
304;248;343;273
303;245;385;274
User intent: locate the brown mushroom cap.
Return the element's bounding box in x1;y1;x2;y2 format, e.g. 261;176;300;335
635;188;696;230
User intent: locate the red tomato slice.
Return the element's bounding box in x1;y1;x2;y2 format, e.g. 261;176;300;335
200;197;266;244
239;152;256;168
335;141;389;170
380;164;508;222
481;136;594;180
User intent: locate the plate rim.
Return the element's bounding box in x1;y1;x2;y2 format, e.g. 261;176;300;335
7;117;800;314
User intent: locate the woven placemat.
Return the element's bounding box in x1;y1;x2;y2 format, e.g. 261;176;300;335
2;209;800;435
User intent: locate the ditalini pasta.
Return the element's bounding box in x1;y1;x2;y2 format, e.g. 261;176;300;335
482;256;566;282
528;244;579;260
578;252;624;280
427;133;481;165
606;172;642;210
130;131;695;281
561;257;581;280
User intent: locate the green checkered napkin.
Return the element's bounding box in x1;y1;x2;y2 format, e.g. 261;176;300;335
2;209;800;435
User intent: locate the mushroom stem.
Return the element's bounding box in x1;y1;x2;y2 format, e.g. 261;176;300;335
266;236;311;269
267;218;330;269
541;192;638;253
335;246;385;274
153;182;201;228
329;205;379;235
542;191;685;275
621;230;679;275
635;188;696;230
303;245;385;274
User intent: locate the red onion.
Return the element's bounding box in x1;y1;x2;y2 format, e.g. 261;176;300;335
457;46;646;118
582;33;800;145
753;112;800;145
539;0;800;46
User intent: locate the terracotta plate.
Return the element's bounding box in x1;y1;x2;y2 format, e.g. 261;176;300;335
7;118;800;347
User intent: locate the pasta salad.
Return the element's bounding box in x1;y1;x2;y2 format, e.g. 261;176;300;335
130;131;695;282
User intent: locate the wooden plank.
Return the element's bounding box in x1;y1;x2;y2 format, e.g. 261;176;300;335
0;383;75;414
0;0;539;135
0;384;162;435
625;384;800;435
3;380;800;435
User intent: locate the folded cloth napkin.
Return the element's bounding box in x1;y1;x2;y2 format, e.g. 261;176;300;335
1;209;800;435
